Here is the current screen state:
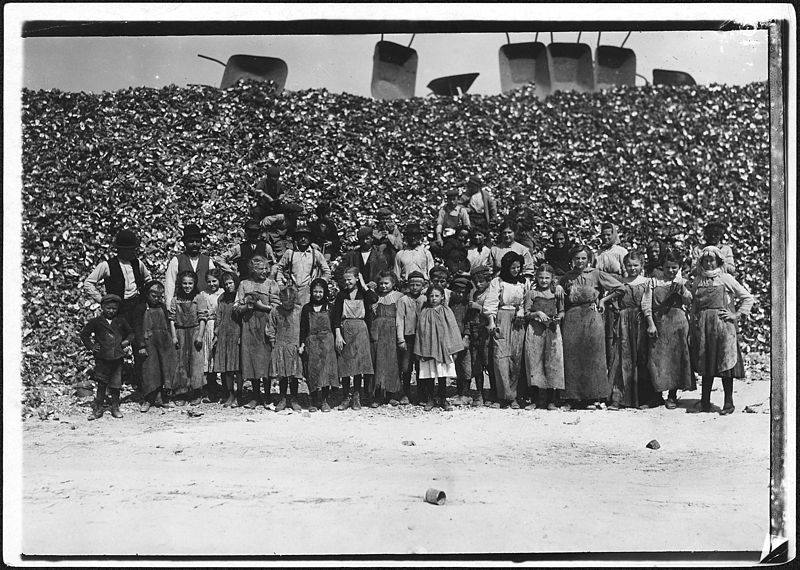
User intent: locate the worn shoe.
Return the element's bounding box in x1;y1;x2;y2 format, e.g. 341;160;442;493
321;400;332;413
139;401;151;413
423;399;435;412
472;394;484;407
308;405;318;413
175;399;187;407
719;403;735;416
510;400;521;410
88;404;104;421
274;398;287;412
440;398;453;411
399;395;410;406
370;401;380;408
524;403;536;411
222;395;237;408
337;397;351;411
111;406;123;419
490;402;501;409
352;392;362;410
388;399;400;406
290;399;302;412
665;398;678;410
189;397;202;406
547;403;558;411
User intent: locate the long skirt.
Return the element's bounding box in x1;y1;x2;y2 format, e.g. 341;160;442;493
173;326;205;394
337;318;373;377
201;318;216;373
563;304;611;401
608;307;654;407
213;306;240;373
491;308;525;401
304;312;340;391
240;309;272;379
691;309;745;378
648;308;696;392
371;309;402;393
141;309;178;396
523;321;565;390
271;342;303;378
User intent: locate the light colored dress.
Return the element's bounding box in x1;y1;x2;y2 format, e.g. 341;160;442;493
483;276;528;400
235;278;280;379
199;289;223;373
523;288;565;390
266;305;303;378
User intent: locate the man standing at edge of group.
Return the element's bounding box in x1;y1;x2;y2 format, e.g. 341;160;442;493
164;224;216;308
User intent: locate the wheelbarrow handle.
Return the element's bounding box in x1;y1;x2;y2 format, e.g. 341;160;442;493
198;54;226;67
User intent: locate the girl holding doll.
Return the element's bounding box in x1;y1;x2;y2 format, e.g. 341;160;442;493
523;264;565;410
688;246;753;414
214;272;241;407
415;283;465;411
235;255;280;409
643;249;695;409
299;278;339;412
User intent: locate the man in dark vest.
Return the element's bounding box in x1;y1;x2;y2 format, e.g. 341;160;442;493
164;223;216;306
336;225;391;290
83;228;151;387
84;229;151;325
215;219;277;280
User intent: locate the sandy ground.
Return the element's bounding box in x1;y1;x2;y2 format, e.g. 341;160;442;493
19;376;770;559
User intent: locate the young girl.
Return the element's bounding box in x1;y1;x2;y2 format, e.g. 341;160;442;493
370;270;405;407
607;252;656;410
332;267;377;410
214;272;241;408
523;264;565;410
483;251;529;409
168;270;207;405
199;268;224;402
644;239;668;278
299;278;339;412
132;280;177;412
688;246;753;414
643;250;695;409
235;255;280;409
560;245;623;410
267;286;304;412
415;284;464;411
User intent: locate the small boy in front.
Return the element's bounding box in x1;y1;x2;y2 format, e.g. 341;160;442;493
79;294;134;420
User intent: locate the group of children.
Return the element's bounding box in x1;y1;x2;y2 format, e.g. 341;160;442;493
80;215;754;420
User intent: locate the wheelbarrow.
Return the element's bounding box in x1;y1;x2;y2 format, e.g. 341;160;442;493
546;33;595;93
427;73;479;96
498;33;550;98
594;32;636;91
371;35;418;100
653;68;697;86
198;54;288;93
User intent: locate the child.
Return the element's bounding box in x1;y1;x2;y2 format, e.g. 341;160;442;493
214;219;277;281
267;286;304;412
434;187;471;247
644;239;668;278
643;250;695;409
394;223;435;283
332;267;377;410
369;270;405;407
560;245;623;410
396;270;427;404
448;276;474;405
80;294;134;420
275;221;331;307
523;264;565;410
169;270;207;406
235;255;280;408
468;265;496;407
466;226;491;272
214;272;241;408
131;281;178;412
688;246;753;414
199;268;224;403
483;251;529;409
607;252;656;410
429;265;452;305
299;278;340;412
544;227;574;278
415;284;464;411
690;221;736;276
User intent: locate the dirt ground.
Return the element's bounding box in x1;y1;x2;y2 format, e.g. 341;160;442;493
18;369;771;559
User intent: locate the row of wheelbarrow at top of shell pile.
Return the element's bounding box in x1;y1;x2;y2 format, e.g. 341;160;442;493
198;31;696;100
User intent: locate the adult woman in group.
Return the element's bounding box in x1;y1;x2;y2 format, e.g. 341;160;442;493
544;226;574;278
483;251;529;409
488;220;535;277
560;244;623;410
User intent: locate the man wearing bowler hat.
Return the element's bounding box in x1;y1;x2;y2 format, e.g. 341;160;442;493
164;223;216;306
84;228;152;326
274;221;331;306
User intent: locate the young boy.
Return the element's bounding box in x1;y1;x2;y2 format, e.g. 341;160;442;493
435;188;471;247
275;221;331;306
215;219;276;280
79;294;135;420
429;265;452;305
394;223;435;283
468;265;496;407
396;271;427;404
448;276;474;405
467;226;491;271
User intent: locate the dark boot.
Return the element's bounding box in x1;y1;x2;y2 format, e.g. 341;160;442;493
110;388;123;419
88;383;107;420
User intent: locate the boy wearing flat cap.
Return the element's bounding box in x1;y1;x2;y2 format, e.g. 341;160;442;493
165;223;216;307
80;294;135;420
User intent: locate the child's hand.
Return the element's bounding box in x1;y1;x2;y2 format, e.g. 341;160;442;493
138;347;149;358
554;284;565;300
596;300;606;313
173;337;180;349
298;344;305;355
335;332;346;353
718;309;738;323
367;281;377;291
534;311;550;323
193;337;203;350
398;339;407;351
647;323;659;339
